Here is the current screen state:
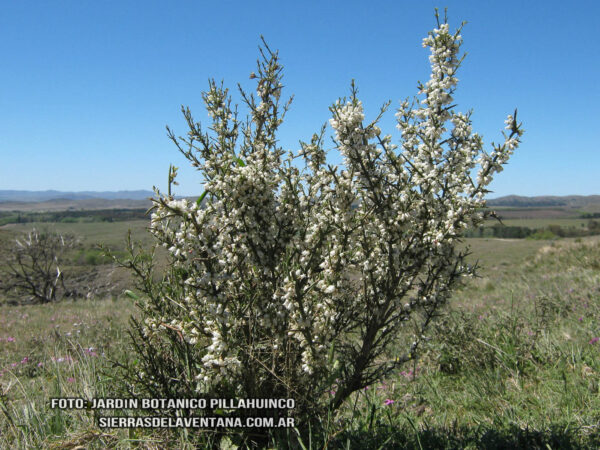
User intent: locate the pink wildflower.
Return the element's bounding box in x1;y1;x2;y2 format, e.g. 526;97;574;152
384;399;395;406
589;337;599;345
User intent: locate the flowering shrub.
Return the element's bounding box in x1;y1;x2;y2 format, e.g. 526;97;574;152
121;12;522;436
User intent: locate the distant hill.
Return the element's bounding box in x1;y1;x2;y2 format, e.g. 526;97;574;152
0;190;155;202
487;195;600;208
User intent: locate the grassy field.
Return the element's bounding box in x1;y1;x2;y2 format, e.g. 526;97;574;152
461;237;548;269
0;218;566;268
487;218;591;229
1;220;153;250
1;219;599;448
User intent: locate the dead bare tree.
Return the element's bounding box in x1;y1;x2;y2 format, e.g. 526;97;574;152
0;228;76;304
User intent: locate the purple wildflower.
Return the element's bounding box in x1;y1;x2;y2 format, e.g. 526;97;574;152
384;399;395;406
589;337;599;345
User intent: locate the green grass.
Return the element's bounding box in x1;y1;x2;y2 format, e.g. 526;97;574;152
0;297;141;448
460;237;547;269
486;217;591;229
1;228;599;447
328;238;600;448
2;220;153;250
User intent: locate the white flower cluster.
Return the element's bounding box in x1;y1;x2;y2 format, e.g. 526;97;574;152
140;19;522;403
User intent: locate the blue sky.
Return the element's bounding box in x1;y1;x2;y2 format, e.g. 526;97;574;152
1;0;598;198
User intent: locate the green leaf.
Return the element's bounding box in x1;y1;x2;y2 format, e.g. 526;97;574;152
196;190;208;206
124;290;139;300
328;341;335;365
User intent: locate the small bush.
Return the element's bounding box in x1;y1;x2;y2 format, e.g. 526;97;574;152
528;229;558;240
75;248;112;266
0;228;77;304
